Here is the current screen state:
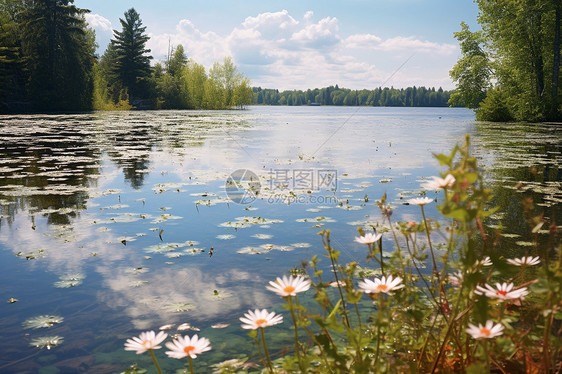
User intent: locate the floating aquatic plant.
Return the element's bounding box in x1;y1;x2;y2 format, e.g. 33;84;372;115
216;234;236;240
252;233;273;239
54;273;85;288
14;249;46;260
125;267;148;275
165;302;195;313
295;216;336;223
29;336;64;350
219;216;283;228
23;315;63;329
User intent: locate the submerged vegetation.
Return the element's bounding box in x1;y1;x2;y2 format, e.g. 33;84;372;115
121;136;561;373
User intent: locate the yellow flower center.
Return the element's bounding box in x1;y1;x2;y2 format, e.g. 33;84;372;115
183;346;196;354
283;286;296;293
142;340;152;348
480;328;491;336
377;284;388;291
256;319;268;326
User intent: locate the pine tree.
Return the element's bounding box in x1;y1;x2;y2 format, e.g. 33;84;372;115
110;8;152;103
19;0;95;112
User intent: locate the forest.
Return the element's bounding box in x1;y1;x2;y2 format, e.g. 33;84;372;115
0;2;253;112
252;86;451;107
0;0;452;114
2;0;560;120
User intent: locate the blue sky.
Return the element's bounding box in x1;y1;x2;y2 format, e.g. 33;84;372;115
81;0;480;90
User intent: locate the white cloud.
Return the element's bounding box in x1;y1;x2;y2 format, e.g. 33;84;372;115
85;13;112;32
291;16;340;48
241;9;299;39
147;20;227;67
142;9;457;90
377;36;456;55
345;34;383;48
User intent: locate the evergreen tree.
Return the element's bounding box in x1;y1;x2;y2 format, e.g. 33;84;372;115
19;0;95;112
110;8;152;103
0;0;27;111
167;44;187;76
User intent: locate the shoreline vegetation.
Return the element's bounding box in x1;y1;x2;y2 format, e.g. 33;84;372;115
450;0;562;122
0;1;465;116
1;1;560;120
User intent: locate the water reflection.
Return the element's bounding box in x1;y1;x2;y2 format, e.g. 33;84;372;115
471;122;561;257
0;108;559;372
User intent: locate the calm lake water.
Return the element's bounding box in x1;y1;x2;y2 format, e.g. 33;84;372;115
0;106;560;373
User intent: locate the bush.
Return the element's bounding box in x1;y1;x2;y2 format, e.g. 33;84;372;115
476;87;513;122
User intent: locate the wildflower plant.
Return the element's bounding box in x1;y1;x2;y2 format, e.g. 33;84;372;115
122;135;561;373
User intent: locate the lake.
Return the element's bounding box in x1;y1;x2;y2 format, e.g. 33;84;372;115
0;106;560;373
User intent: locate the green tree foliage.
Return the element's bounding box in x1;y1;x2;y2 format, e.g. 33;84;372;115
476;87;512;121
448;22;490;109
110;8;152;103
0;0;95;112
453;0;562;121
180;60;207;109
0;0;27;111
252;86;451;107
167;44;187;77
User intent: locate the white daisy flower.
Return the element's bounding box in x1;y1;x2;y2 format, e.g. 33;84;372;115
240;309;283;330
354;232;382;244
474;256;493;267
266;275;311;297
165;334;211;359
124;330;167;354
466;320;504;339
421;174;456;190
474;282;529;301
358;275;405;295
507;256;540;266
407;197;433;206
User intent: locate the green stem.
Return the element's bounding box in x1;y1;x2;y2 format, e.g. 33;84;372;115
260;327;274;373
324;237;350;328
353;302;364;365
374;293;383;365
148;349;163;374
387;215;406;274
420;205;450;312
287;296;304;371
420;205;438;279
483;339;490;373
188;356;195;374
303;326;333;373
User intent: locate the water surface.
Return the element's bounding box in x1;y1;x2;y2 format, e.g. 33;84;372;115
0;107;559;372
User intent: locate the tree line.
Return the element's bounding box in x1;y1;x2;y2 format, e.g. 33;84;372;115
0;2;252;113
252;85;451;107
450;0;561;121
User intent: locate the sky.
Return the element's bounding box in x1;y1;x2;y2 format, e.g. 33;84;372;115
80;0;480;91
